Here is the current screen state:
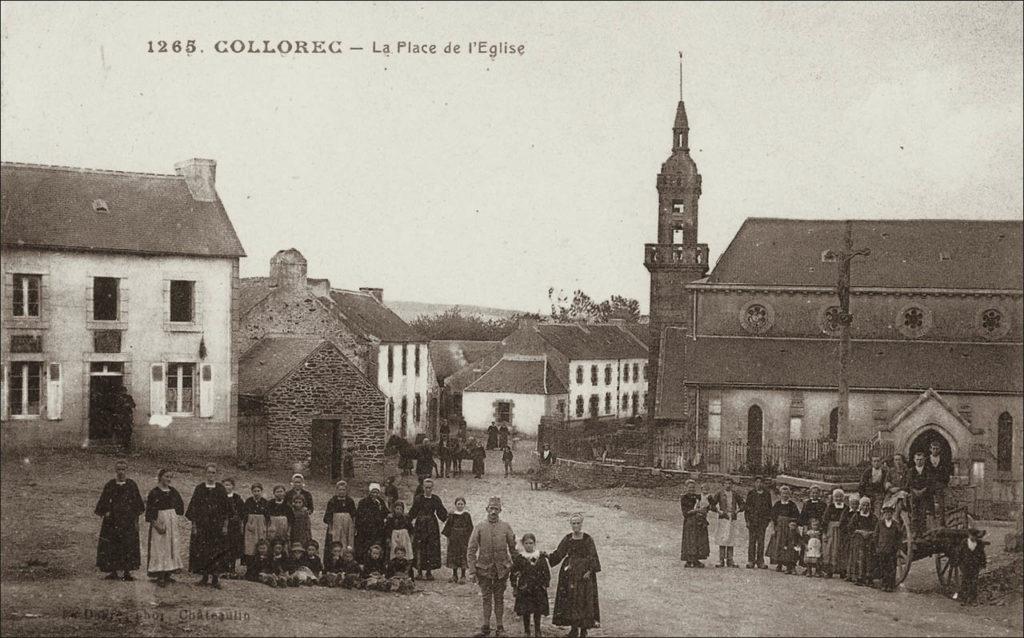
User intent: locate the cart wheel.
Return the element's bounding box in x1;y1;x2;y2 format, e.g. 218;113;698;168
936;553;961;595
895;509;913;585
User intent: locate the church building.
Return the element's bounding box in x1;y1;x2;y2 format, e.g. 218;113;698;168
645;96;1023;515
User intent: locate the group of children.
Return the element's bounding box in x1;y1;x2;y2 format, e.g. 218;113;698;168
245;537;416;593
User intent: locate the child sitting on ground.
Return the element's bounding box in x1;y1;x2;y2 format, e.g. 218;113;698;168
386;546;416;593
321;541;346;587
339;548;364;588
362;543;388;590
246;539;273;582
511;532;551;637
302;540;323;584
286;541;318;586
258;540;289;587
803;519;822;577
780;520;801;574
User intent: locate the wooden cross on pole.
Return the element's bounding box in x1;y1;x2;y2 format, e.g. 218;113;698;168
823;221;870;442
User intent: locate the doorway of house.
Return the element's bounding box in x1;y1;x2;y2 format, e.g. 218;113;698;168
747;405;764;468
88;362;124;440
909;427;952;466
311;418;344;481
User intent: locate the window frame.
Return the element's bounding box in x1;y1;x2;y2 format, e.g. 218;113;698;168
604;392;612;413
165;362;196;416
576;366;583;384
997;412;1013;472
401;344;407;376
12;274;41;318
169;280;195;323
590;365;598;386
92;276;120;322
9;361;43;417
414;345;421;376
414;392;422;424
387;345;395;382
604;365;612;386
575;395;585;417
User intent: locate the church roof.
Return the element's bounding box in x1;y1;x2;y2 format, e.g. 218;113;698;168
705;218;1023;291
0;162;245;258
464;356;568;396
656;330;1023;419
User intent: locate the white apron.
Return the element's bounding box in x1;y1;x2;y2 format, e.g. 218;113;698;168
268;515;290;544
244;514;268;556
147;509;184;574
329;513;355;552
390;529;413;560
714;516;737;547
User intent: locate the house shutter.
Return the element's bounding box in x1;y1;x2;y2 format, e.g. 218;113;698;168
150;363;166;415
199;363;215;417
46;363;62;420
1;364;8;420
193;281;204;325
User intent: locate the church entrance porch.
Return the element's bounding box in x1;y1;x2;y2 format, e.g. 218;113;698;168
908;427;953;465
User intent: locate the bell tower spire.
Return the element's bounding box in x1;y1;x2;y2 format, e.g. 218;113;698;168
644;59;709;424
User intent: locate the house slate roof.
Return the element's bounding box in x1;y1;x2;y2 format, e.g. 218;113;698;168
238;336;328;396
655;329;1024;419
0;162;245;258
705;218;1023;290
428;340;501;383
464;356;568;395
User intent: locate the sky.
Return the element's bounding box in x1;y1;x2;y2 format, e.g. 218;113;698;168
2;2;1022;314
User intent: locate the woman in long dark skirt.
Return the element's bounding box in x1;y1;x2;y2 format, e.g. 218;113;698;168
222;478;245;575
679;479;711;567
185;463;232;588
767;485;801;569
95;459;145;580
549;513;601;638
511;532;550;637
408;478;448;580
146;469;185;586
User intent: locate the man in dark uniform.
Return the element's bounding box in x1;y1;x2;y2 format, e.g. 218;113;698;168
925;441;953;527
744;476;773;569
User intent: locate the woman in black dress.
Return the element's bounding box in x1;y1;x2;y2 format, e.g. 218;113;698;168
354;483;389;561
548;513;601;638
95;459;145;581
680;479;711;567
408;478;448;580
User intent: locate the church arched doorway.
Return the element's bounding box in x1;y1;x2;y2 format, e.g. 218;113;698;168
908;427;952;465
747;405;763;468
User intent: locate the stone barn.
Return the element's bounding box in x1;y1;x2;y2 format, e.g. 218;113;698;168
238;336;387;480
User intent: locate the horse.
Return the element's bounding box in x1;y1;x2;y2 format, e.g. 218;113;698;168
385;434;418;476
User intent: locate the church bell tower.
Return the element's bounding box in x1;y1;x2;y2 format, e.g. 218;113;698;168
644;86;709;421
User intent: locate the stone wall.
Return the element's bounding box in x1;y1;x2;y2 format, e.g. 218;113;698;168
264;342;387;477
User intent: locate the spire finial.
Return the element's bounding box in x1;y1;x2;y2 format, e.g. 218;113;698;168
678;51;683;100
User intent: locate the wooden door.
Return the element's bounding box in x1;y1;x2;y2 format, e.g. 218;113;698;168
311;419;343;481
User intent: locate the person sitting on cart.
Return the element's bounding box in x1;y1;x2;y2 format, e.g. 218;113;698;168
858;454;889;517
906;452;931;536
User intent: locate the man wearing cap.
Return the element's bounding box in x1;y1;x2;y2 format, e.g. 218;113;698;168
744;476;772;569
711;478;744;568
355;483;389;561
467;497;517;638
874;503;902;592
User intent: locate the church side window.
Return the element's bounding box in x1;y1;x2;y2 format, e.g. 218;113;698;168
997;412;1013;472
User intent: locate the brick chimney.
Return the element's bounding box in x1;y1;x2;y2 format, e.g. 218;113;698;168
270;248;308;288
174;158;218;202
360;287;383;303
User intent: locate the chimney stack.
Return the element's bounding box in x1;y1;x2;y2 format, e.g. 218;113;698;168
174;158;218;202
269;248;308;288
360;287;383;303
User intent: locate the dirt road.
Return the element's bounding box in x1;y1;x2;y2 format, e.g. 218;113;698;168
1;448;1020;637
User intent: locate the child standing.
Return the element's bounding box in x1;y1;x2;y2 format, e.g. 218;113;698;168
502;445;514;478
286;474;314;516
780;520;801;574
958;528;987;605
222;478;245;576
266;485;292;545
803;519;822;577
289;494;312;547
874;504;901;592
242;483;270;568
442;496;473;583
511;532;551;637
387;501;414;561
323;480;357;556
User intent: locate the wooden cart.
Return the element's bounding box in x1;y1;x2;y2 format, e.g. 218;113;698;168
894;501;971;593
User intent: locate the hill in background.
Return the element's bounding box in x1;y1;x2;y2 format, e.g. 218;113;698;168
386;300;530;322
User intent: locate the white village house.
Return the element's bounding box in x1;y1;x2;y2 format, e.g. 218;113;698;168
0;160;245;452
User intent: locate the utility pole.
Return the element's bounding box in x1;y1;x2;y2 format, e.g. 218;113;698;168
824;222;870;442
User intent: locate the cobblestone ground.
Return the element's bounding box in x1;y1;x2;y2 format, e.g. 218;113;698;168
1;448;1021;637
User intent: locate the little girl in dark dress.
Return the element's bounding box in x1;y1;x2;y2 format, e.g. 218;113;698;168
511;533;551;637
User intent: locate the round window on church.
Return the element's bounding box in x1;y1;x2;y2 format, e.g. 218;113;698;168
740;300;775;335
976;306;1010;340
820;305;842;336
896;304;932;339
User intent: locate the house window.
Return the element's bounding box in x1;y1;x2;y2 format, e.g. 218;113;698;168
622;393;629;411
414;346;421;376
633;363;640;381
169;280;195;322
496;401;511;423
575;395;585;417
789;416;803;440
414;393;421;424
556;400;566;416
12;274;41;318
401;345;407;376
997;412;1013;472
576;366;583;384
631;392;639;416
9;361;43;416
643;364;648;380
165;363;195;415
93;277;119;321
972;461;985;485
590;365;598;386
708;398;722;440
604;393;612;413
401;397;408;435
604;365;612;386
387;345;394;382
623;365;630;383
588;395;599;418
387;400;395;430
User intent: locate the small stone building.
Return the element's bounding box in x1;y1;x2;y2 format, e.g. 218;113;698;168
238;336;387;479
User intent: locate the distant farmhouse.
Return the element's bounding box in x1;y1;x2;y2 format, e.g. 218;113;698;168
644;97;1023;513
1;159;244;453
